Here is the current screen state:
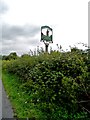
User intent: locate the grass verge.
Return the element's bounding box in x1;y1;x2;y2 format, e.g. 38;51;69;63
2;71;89;120
2;71;46;119
0;60;2;79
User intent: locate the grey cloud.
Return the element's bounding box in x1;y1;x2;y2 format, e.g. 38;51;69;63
2;24;40;40
2;23;41;55
26;38;40;45
0;2;8;14
2;39;40;56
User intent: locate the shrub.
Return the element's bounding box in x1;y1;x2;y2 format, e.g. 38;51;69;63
2;49;90;118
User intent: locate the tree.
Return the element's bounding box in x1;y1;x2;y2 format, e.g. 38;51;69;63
2;52;18;60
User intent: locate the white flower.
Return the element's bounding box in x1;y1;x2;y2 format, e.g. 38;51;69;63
25;101;27;104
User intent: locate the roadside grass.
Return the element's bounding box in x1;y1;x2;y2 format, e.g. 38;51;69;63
2;71;46;119
2;71;89;120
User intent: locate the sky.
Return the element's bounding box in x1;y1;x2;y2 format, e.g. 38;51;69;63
0;0;89;56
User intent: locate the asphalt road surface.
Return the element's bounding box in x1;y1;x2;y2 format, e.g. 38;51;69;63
0;79;14;119
0;79;2;119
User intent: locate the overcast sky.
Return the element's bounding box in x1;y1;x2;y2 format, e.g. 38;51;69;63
0;0;89;56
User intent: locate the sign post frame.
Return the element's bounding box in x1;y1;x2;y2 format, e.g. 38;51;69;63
41;25;53;53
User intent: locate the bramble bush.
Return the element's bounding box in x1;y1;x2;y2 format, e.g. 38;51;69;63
2;48;90;119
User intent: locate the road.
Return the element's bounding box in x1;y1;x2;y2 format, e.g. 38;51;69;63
0;79;2;119
0;79;14;119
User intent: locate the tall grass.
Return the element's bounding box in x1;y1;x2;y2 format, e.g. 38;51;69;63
0;60;2;79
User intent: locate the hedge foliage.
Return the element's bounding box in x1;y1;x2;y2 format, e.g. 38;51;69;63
2;49;90;119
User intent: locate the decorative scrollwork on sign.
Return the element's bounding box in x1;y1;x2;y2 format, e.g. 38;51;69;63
41;26;53;43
